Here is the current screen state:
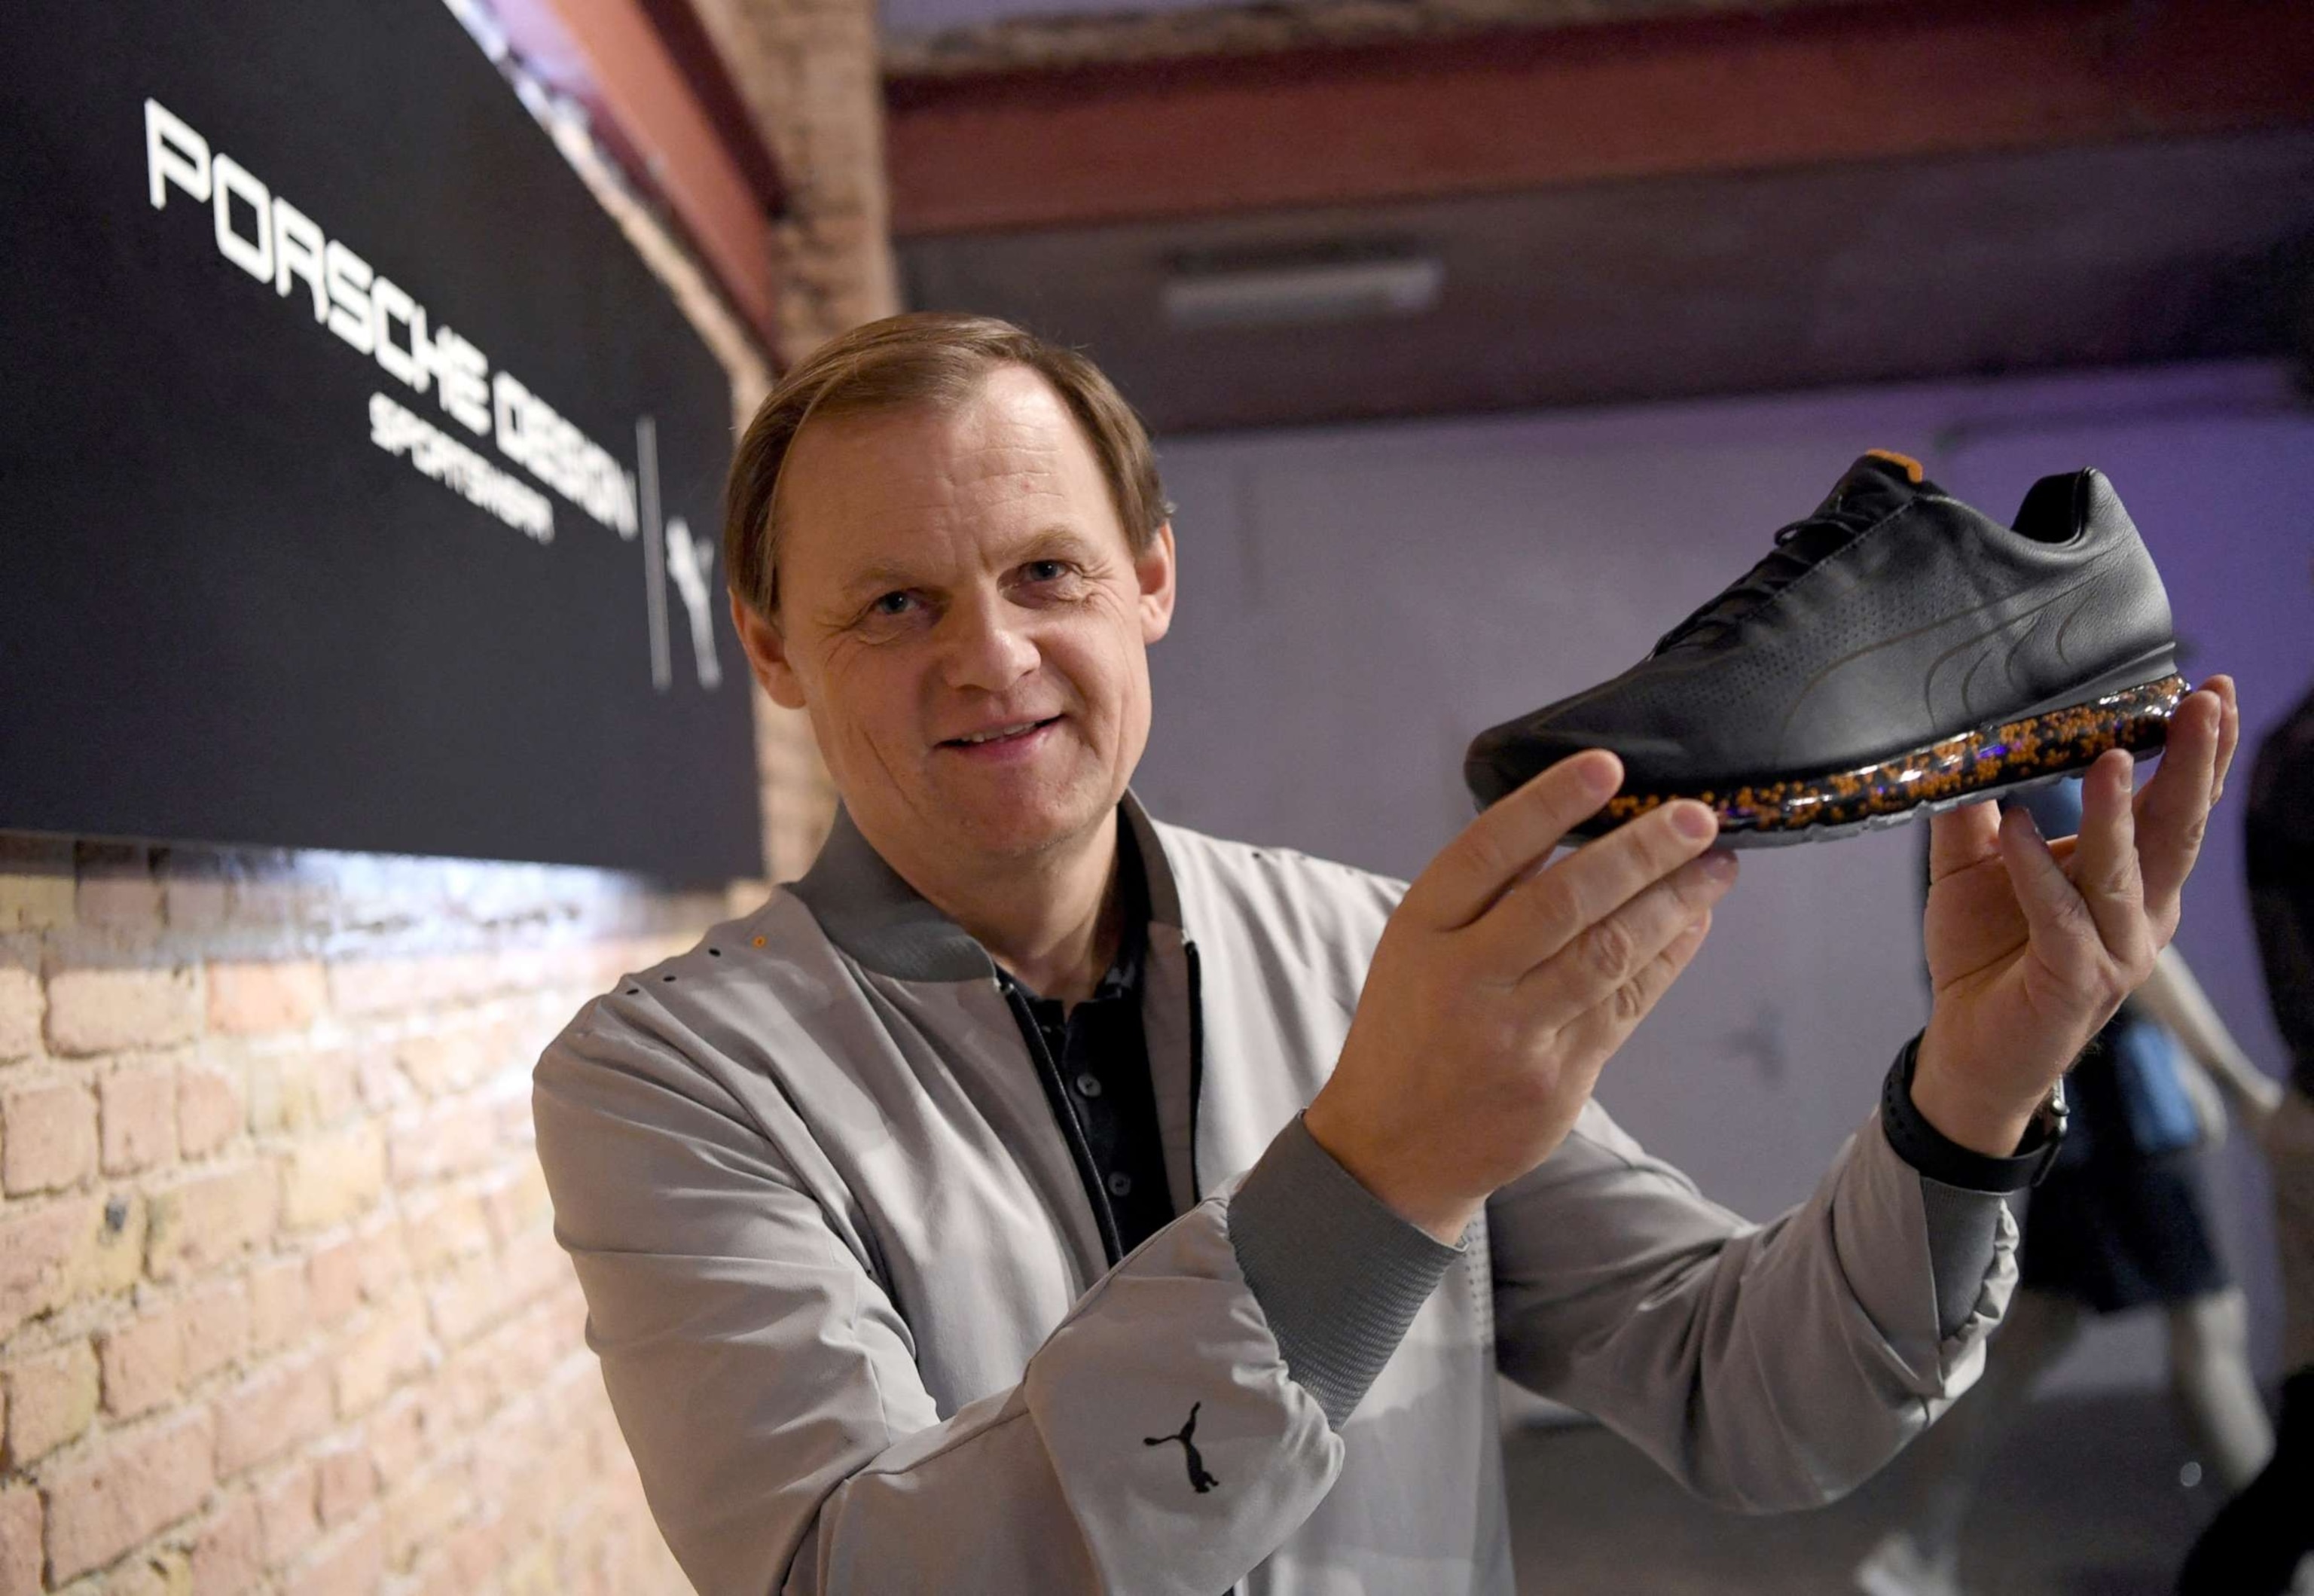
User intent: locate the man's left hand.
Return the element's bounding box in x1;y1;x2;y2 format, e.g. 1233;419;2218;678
1910;676;2240;1156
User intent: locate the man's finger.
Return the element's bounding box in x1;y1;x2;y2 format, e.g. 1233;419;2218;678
1516;849;1736;1017
1995;804;2104;988
2206;675;2239;804
1475;801;1723;981
2135;688;2223;925
2069;748;2151;970
1557;907;1717;1060
1928;798;2002;883
1408;751;1624;930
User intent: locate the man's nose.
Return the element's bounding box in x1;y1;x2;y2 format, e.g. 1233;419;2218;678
939;594;1039;693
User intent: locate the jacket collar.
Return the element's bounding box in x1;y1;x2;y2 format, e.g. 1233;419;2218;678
791;789;1185;982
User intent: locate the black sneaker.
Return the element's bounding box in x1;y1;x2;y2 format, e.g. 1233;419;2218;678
1464;451;2187;847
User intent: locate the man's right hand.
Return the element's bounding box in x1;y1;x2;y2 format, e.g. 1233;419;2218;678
1301;750;1737;1243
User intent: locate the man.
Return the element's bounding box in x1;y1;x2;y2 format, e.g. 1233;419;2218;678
533;313;2239;1595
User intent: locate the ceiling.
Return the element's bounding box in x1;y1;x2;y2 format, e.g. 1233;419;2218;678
898;131;2314;433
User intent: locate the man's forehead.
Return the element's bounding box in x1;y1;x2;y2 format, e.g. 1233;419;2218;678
778;369;1123;580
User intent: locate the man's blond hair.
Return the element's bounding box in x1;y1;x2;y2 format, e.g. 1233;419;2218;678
722;312;1173;617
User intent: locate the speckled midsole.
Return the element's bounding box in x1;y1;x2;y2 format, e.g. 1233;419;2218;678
1582;673;2189;845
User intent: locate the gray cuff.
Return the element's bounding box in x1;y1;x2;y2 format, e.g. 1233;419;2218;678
1919;1176;2008;1339
1226;1112;1468;1428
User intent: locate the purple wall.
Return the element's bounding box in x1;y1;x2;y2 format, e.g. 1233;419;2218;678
1138;359;2314;1393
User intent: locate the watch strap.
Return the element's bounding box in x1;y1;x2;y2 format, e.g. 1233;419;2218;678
1880;1031;2067;1193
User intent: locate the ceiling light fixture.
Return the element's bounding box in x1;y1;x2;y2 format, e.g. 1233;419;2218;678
1162;255;1444;331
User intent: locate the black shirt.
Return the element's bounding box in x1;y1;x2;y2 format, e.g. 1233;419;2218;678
995;823;1177;1259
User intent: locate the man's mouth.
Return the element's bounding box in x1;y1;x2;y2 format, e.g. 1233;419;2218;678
941;716;1061;749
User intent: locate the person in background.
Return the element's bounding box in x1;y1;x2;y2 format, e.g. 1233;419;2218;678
1856;774;2277;1596
2177;666;2314;1596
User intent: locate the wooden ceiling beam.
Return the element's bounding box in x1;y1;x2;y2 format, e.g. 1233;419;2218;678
884;0;2314;237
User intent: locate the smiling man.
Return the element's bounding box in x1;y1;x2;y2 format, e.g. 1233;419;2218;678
533;313;2240;1596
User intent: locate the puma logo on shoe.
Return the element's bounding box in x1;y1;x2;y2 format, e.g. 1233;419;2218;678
1144;1401;1220;1493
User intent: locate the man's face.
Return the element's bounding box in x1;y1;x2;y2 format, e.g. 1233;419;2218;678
734;365;1175;873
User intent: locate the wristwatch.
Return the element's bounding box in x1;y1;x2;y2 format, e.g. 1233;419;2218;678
1880;1030;2071;1192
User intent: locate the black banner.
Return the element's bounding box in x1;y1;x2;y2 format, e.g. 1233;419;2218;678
1;0;761;880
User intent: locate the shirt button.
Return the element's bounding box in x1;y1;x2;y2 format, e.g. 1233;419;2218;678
1074;1072;1104;1098
1107;1171;1133;1197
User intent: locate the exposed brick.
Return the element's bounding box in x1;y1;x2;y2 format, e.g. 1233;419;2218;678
285;1518;383;1596
426;1255;517;1350
0;966;42;1063
99;1066;179;1176
45;966;200;1057
2;1339;99;1466
44;1408;217;1582
499;1541;557;1596
307;1241;362;1329
279;1125;385;1232
362;1390;440;1487
99;1310;183;1419
354;1224;409;1305
157;851;228;935
402;1190;491;1274
215;1356;332;1478
246;1051;356;1137
0;1484;39;1596
472;1405;551;1544
392;1031;499;1100
328;955;487;1019
146;1163;276;1280
0;1196;142;1342
257;1461;319;1570
176;1066;243;1160
315;1446;376;1527
2;1078;97;1194
414;1516;502;1596
350;1045;413;1112
188;1492;262;1596
0;837;75;933
481;1164;551;1247
205;962;325;1036
434;1339;499;1434
333;1298;432;1420
382;1455;469;1572
246;1258;310;1354
77;844;163;930
102;1546;191;1596
177;1281;251;1384
386;1100;496;1186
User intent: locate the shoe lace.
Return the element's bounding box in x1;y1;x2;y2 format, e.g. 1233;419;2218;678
1647;502;1885;656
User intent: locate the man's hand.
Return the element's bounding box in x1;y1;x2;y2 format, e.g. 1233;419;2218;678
1302;750;1737;1243
1911;676;2241;1156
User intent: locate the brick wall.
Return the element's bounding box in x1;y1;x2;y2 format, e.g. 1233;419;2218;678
0;0;896;1588
0;841;720;1595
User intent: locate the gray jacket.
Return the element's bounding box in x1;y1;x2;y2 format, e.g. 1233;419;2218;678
533;795;2018;1595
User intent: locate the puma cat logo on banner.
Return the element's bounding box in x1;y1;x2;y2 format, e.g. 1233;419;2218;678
1144;1401;1220;1494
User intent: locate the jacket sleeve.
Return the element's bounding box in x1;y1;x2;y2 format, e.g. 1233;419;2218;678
532;1014;1455;1596
1488;1097;2017;1513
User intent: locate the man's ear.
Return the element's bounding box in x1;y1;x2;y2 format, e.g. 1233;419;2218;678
731;590;807;710
1137;523;1177;646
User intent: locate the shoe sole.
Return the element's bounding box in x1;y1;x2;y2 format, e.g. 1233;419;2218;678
1578;672;2188;850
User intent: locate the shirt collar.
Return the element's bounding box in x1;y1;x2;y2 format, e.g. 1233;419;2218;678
792;790;1174;985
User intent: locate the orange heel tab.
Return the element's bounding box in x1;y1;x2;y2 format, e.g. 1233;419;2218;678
1864;449;1925;484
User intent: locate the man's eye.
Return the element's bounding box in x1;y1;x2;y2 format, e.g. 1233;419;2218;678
1023;560;1069;583
870;591;916;616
